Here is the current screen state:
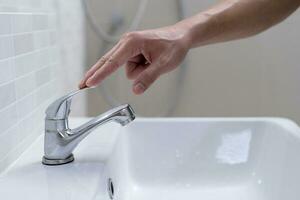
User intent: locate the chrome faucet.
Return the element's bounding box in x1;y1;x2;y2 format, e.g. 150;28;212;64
42;89;135;165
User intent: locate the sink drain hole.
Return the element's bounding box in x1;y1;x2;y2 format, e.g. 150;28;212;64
107;178;114;200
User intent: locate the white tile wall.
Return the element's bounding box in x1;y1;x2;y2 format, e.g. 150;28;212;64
13;33;34;55
12;14;32;33
0;0;86;172
0;14;11;34
0;59;15;84
0;35;14;59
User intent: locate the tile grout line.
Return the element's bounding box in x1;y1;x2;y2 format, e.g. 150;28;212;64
0;78;55;117
0;28;57;38
0;59;58;88
0;11;56;15
0;122;44;173
0;82;55;140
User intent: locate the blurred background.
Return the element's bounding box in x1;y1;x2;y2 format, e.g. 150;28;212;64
0;0;299;171
83;0;300;120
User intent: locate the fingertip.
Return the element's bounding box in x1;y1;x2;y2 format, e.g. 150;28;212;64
133;82;146;95
86;78;99;88
78;80;86;89
79;83;88;89
85;80;94;88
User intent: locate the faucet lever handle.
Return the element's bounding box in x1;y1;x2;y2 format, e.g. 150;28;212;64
45;89;83;120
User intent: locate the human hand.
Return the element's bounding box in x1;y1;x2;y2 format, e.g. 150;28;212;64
79;25;190;94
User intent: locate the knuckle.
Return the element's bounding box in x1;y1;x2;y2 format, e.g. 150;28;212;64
107;56;118;68
99;56;108;65
122;32;139;43
158;56;169;67
100;56;107;62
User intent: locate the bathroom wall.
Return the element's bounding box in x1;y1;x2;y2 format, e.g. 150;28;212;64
173;1;300;120
0;0;86;172
85;0;300;123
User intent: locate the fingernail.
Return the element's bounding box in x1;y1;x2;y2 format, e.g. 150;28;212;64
133;82;146;94
85;78;93;87
86;79;97;88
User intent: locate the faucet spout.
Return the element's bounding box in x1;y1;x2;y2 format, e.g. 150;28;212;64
42;89;135;165
67;104;135;144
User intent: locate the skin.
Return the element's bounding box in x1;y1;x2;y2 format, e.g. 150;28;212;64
79;0;300;94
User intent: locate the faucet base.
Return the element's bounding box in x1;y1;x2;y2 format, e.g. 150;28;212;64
42;154;74;165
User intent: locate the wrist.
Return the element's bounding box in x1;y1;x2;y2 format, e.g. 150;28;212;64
174;12;213;48
172;21;194;50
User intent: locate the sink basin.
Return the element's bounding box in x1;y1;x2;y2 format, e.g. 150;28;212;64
1;118;300;200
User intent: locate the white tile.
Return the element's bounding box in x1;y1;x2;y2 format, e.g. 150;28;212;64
0;0;17;12
32;14;48;30
0;108;43;167
16;0;34;9
0;82;15;110
48;46;59;64
28;0;42;11
13;33;34;55
0;14;12;35
18;113;35;139
16;92;36;119
0;35;14;59
48;14;57;29
0;104;18;133
12;13;32;34
0;0;17;6
36;100;49;120
49;30;57;46
0;125;19;160
15;72;36;99
14;52;37;77
33;31;50;49
16;105;44;146
0;58;15;84
36;80;55;105
35;48;51;68
13;0;38;12
0;126;40;171
31;102;43;123
35;66;50;86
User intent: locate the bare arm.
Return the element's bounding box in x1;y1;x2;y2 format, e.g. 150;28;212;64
179;0;300;48
79;0;300;94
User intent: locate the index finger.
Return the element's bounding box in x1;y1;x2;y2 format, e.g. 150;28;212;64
79;42;121;89
86;40;140;87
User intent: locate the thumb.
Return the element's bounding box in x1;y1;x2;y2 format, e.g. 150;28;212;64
132;65;160;95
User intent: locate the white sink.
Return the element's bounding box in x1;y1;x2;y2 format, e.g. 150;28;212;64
1;118;300;200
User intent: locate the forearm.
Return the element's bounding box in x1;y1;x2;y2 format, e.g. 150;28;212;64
177;0;300;48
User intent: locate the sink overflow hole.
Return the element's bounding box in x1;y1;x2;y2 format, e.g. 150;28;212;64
107;178;114;200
